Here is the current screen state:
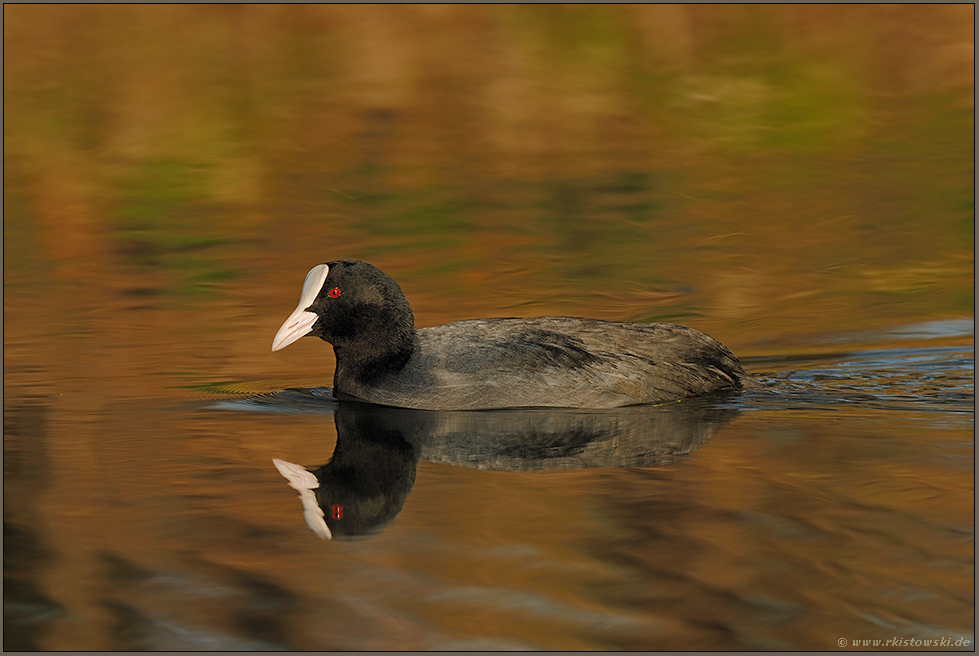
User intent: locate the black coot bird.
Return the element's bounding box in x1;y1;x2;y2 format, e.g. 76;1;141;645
272;260;753;410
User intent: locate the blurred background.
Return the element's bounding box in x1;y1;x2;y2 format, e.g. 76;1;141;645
3;5;975;651
5;5;973;349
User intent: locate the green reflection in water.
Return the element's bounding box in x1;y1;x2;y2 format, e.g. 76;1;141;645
110;159;237;297
2;5;973;328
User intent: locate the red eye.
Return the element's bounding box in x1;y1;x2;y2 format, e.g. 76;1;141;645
328;287;341;298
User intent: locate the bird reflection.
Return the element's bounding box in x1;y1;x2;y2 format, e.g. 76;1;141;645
262;390;740;540
274;407;417;540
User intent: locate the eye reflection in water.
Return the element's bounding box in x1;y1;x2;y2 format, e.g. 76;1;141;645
261;391;740;540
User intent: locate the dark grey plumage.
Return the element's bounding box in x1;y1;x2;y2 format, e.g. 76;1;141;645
275;260;754;410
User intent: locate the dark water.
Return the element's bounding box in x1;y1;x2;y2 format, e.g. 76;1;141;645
4;320;973;650
4;5;975;651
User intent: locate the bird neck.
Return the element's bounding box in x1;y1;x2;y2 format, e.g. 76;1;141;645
332;324;416;387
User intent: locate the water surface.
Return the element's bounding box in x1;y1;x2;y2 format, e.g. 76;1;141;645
4;313;973;650
4;5;974;651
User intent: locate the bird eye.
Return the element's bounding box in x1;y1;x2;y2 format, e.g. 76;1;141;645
328;287;341;298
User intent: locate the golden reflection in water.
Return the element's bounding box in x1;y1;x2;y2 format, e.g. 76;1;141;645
3;4;974;651
5;5;973;339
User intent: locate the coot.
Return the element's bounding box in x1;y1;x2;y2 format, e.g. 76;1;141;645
272;260;753;409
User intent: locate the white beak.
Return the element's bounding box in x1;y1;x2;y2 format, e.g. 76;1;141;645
272;264;330;351
273;458;332;540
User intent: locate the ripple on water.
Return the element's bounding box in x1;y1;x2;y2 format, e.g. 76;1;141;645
741;345;974;416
